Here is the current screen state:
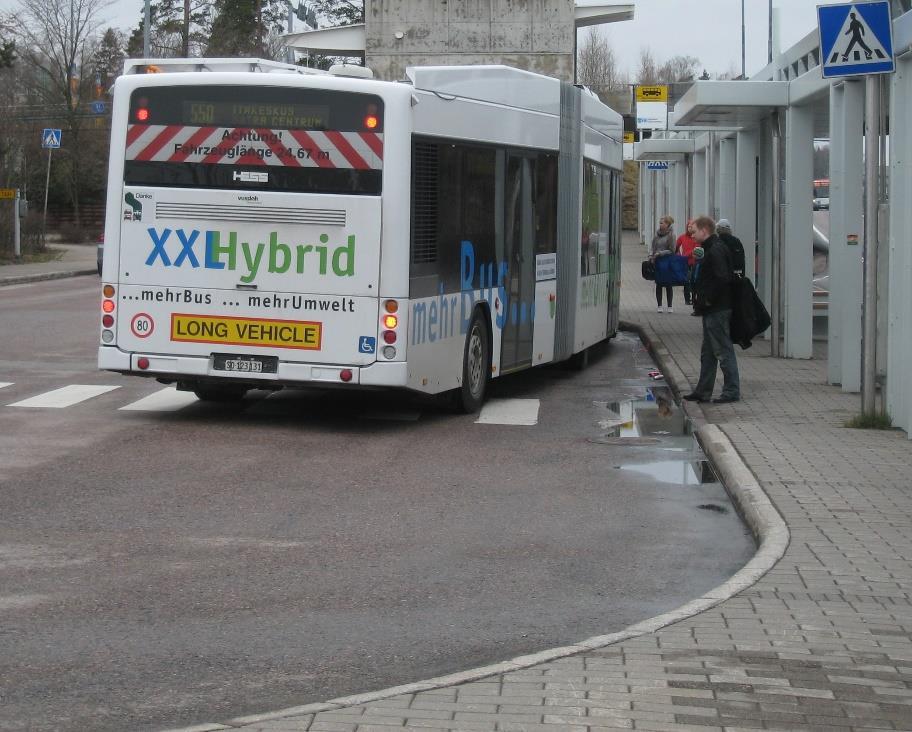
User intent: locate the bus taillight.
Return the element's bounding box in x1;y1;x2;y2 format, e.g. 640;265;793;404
101;285;116;343
340;369;353;382
383;300;398;313
383;314;398;329
382;330;397;344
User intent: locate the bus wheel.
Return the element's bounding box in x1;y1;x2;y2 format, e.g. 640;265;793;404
193;384;248;402
453;309;490;413
568;346;589;370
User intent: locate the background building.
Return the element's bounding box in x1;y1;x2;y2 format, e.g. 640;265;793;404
284;1;634;82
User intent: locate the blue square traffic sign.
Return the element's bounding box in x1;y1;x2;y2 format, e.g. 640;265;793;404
818;2;894;79
41;128;62;148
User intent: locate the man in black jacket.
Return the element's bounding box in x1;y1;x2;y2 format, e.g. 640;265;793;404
683;216;741;404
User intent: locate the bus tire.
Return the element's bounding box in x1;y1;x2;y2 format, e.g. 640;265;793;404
193;384;248;402
452;309;490;413
568;346;589;370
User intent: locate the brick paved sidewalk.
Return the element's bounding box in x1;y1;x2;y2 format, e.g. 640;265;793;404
191;233;912;732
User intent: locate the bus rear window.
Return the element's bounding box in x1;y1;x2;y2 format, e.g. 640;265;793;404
124;85;384;195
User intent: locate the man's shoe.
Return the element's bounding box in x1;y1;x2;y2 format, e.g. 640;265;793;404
683;393;708;402
712;395;739;404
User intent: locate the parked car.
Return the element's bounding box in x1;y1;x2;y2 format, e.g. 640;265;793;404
813;196;830;211
97;233;104;275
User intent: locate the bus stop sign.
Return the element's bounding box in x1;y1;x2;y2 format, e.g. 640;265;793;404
818;1;894;79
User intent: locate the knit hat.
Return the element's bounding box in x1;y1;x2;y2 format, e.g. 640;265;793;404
716;218;732;232
693;246;705;260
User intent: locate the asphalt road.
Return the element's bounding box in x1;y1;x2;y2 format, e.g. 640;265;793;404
0;277;753;732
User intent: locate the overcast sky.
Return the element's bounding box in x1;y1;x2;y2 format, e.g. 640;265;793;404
581;0;861;79
0;0;865;77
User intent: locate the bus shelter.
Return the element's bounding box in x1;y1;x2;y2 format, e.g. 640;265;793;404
635;8;912;437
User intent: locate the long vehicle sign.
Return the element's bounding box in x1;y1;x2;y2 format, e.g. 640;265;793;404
126;125;384;170
170;313;322;349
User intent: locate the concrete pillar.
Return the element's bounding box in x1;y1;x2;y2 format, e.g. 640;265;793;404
718;136;737;224
783;103;814;359
828;80;864;391
692;150;707;217
756;119;774;309
888;55;912;436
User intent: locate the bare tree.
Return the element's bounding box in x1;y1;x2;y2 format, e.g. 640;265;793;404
577;27;624;92
14;0;111;232
635;47;659;85
657;55;700;83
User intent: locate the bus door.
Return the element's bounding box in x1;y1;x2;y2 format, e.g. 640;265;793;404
499;152;536;373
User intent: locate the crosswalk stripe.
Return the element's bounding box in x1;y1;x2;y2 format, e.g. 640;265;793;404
8;384;121;408
119;387;199;412
0;382;12;390
475;398;540;426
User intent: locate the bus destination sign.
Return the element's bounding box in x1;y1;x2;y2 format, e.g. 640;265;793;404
184;101;330;130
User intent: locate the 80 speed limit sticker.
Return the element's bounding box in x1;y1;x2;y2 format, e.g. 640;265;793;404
131;313;154;338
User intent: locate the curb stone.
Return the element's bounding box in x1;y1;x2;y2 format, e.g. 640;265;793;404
162;331;790;732
0;269;96;287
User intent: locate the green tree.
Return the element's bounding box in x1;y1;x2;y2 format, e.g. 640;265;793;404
0;35;15;68
92;27;124;88
206;0;288;57
126;0;212;58
308;0;362;26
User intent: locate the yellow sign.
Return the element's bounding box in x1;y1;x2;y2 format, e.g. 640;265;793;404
636;85;668;102
0;188;15;199
170;313;322;350
623;132;635;144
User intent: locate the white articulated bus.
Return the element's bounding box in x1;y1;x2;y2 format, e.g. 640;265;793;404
98;58;623;411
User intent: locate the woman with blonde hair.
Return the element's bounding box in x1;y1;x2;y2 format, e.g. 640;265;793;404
650;215;675;312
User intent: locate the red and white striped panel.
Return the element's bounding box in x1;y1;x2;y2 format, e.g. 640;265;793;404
125;125;383;170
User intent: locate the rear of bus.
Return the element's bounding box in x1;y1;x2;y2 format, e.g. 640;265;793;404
98;66;412;399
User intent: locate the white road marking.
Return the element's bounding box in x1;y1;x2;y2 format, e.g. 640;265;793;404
119;387;199;412
475;398;540;426
0;382;12;390
8;384;120;408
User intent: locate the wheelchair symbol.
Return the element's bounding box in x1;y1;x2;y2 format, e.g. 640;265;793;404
359;336;376;354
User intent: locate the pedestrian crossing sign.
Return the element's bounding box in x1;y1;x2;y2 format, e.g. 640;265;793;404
41;128;62;148
818;1;894;79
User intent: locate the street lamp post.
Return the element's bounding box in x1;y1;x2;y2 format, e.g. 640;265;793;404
741;0;746;78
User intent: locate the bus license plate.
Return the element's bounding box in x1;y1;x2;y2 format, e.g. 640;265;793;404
212;353;278;374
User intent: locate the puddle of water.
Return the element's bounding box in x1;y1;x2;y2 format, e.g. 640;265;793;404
594;386;690;441
620;459;708;485
594;387;719;487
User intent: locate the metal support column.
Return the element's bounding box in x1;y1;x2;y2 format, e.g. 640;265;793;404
783;104;814;359
862;76;881;414
887;53;912;436
828;80;864;391
770;113;782;356
757;119;774;310
735;130;758;283
706;132;716;220
693;150;707;217
718;136;737;223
